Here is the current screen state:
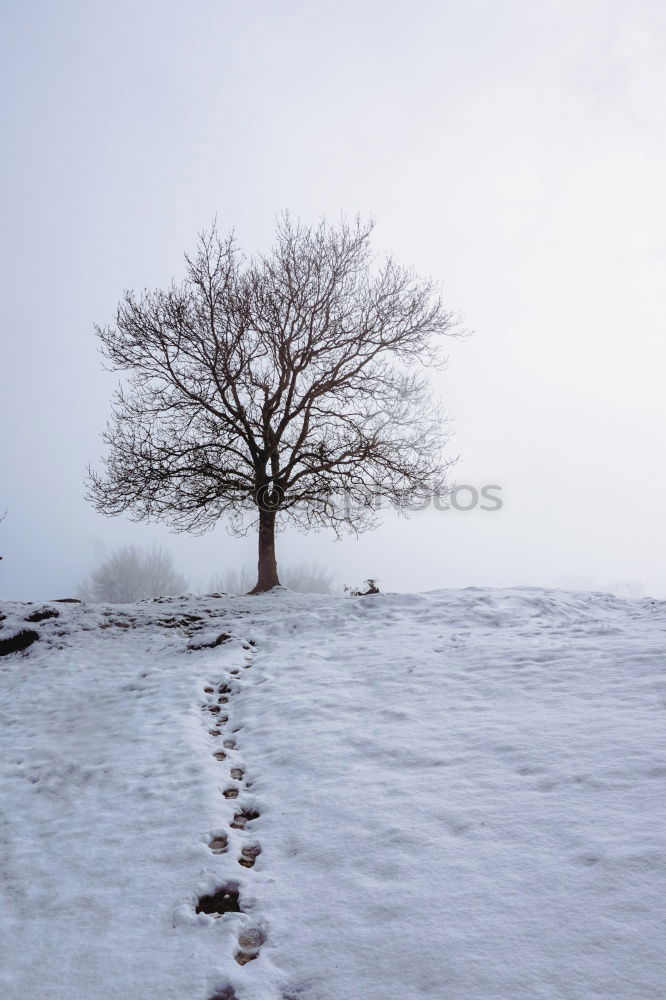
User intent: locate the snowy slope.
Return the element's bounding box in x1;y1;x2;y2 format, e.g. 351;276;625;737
1;588;665;1000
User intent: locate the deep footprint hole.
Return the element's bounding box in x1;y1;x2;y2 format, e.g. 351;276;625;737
195;884;241;916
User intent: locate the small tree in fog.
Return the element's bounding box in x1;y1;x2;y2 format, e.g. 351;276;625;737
209;566;256;596
79;545;188;603
210;566;256;594
88;216;457;593
210;561;336;595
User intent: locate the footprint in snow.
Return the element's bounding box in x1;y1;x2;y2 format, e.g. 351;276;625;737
199;670;265;977
209;833;228;854
235;926;266;965
230;807;260;830
238;843;261;868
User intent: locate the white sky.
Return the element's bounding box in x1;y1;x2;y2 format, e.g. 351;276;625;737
1;0;665;599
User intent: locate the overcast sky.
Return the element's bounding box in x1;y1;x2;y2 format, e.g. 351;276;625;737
1;0;665;600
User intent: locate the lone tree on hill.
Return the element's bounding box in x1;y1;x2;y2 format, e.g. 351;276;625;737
87;216;457;593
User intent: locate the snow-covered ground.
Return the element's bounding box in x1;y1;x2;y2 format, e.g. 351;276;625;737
1;587;665;1000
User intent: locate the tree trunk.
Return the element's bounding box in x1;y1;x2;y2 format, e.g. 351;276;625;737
249;509;280;593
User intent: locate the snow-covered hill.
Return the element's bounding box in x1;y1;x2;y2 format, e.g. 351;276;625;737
1;588;665;1000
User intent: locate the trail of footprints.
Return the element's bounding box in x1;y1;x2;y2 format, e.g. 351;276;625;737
198;655;265;998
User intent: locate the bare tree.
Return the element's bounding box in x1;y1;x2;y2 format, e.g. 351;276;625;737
79;544;188;603
210;561;336;595
88;216;457;592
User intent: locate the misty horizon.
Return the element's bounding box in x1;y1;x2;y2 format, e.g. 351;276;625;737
2;0;665;600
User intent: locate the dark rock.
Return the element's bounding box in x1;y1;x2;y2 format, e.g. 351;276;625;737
25;608;60;623
0;630;40;656
189;632;232;651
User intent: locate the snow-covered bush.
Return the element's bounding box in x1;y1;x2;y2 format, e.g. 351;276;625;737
79;545;188;603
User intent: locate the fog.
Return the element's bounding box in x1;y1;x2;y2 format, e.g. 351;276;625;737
2;0;665;600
